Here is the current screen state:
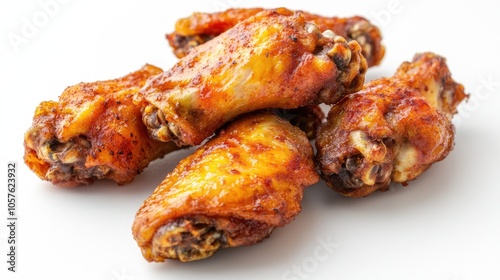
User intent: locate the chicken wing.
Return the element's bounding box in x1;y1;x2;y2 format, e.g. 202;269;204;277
139;8;367;146
315;52;468;197
24;65;180;187
132;111;319;262
166;7;385;67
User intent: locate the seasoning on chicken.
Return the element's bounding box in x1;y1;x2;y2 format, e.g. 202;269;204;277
139;8;367;146
166;7;384;67
315;52;468;197
24;65;180;187
132;111;319;262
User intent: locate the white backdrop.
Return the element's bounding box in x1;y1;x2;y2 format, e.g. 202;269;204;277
1;1;500;279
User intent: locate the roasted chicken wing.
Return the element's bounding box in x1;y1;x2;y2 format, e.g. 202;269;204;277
167;7;385;67
315;52;468;197
139;8;367;146
24;65;180;187
132;111;319;262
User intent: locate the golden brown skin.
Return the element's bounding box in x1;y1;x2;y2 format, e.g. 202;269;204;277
132;111;319;262
140;8;367;146
24;65;180;187
165;8;325;140
167;7;385;67
315;52;468;197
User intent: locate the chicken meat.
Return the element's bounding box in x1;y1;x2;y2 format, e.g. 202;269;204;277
166;7;384;67
138;8;367;146
24;65;180;187
132;111;319;262
315;52;468;197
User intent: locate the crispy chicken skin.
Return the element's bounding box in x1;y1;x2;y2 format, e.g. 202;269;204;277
139;8;367;146
24;65;180;187
315;53;468;197
132;111;319;262
167;7;385;67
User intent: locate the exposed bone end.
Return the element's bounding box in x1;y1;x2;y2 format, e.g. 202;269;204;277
325;34;351;69
305;22;320;35
327;39;352;70
323;158;393;198
347;19;385;67
40;137;111;187
322;29;336;39
347;157;392;187
349;131;388;163
24;123;112;187
392;143;419;183
321;131;396;197
24;126;42;152
142;104;183;144
318;35;367;104
151;218;226;262
412;53;468;117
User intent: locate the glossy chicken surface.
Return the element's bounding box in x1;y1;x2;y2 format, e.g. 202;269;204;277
316;52;468;197
24;65;180;187
139;8;367;146
167;7;385;67
132;111;319;262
